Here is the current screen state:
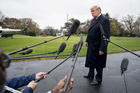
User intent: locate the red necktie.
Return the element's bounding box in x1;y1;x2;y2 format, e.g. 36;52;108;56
93;17;96;23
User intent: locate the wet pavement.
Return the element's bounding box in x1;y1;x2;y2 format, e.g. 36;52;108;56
7;51;140;93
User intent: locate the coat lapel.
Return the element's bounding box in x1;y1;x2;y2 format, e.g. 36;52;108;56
89;15;103;31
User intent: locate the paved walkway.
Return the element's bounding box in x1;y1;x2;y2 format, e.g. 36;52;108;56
7;51;140;93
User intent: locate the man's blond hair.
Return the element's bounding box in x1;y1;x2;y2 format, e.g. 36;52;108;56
91;5;101;13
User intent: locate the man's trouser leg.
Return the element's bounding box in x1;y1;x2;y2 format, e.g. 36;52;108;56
88;67;94;79
95;67;103;82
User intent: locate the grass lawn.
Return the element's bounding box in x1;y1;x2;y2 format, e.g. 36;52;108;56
0;35;140;59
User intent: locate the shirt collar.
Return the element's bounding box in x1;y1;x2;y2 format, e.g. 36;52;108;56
94;13;101;19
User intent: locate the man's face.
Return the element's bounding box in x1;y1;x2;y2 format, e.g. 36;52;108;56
91;7;100;18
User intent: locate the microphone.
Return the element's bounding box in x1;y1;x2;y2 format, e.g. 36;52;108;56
72;34;83;61
66;19;80;40
77;41;83;52
19;49;33;55
71;43;78;61
99;23;107;45
120;58;129;75
99;23;105;35
55;42;67;59
72;43;78;55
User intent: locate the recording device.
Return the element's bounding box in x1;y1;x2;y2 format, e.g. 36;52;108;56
63;34;83;93
55;42;67;59
34;40;82;82
8;20;80;55
120;58;129;93
72;34;83;56
99;23;140;58
99;23;107;45
120;58;129;75
99;23;105;35
72;43;78;55
66;19;80;40
77;37;83;53
71;43;78;61
19;49;33;55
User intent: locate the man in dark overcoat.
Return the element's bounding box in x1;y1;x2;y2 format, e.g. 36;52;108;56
84;5;110;85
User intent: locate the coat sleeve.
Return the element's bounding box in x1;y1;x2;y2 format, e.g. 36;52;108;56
86;19;93;42
85;36;88;42
23;87;33;93
99;19;110;53
6;74;36;89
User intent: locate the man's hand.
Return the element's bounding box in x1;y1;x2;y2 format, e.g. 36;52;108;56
27;81;37;90
53;76;74;93
85;42;88;47
99;51;104;55
35;72;48;80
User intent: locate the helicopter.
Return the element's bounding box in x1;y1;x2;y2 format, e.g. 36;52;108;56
0;26;27;38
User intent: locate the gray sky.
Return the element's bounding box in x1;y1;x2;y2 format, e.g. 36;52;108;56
0;0;140;29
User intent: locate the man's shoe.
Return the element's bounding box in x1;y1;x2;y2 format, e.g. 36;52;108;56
83;75;94;81
90;81;102;86
83;75;90;79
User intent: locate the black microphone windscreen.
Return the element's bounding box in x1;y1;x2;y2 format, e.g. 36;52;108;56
72;44;78;54
20;49;33;55
99;23;105;35
77;41;83;52
121;58;129;74
70;19;80;34
58;42;67;54
66;19;80;40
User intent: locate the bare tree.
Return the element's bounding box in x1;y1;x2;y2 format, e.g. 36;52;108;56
134;16;140;37
20;18;40;36
122;15;135;36
43;26;57;36
0;11;5;22
0;11;5;26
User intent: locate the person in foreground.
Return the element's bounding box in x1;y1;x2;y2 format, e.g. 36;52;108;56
0;48;74;93
84;5;110;86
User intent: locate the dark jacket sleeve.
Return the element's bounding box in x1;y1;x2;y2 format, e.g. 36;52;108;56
86;36;88;42
6;74;36;89
99;19;110;53
86;19;93;42
23;87;33;93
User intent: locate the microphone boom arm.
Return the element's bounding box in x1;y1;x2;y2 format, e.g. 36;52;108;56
99;23;140;58
35;52;75;82
63;34;83;93
7;19;80;56
16;51;57;58
8;35;65;55
10;54;70;60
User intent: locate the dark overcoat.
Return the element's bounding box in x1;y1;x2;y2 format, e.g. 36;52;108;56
85;14;110;68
